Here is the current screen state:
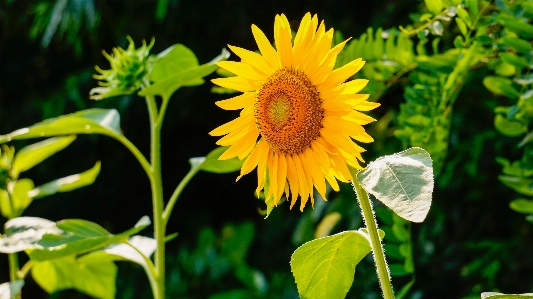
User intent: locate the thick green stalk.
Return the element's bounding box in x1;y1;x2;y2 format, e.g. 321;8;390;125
145;93;166;299
351;171;394;299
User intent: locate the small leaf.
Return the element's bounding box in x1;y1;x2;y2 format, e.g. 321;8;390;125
498;175;533;196
494;114;527;137
389;263;412;277
499;18;533;39
466;0;479;17
500;37;533;54
483;76;519;99
314;212;342;238
150;44;199;82
500;53;529;69
357;147;434;223
456;18;468;37
291;230;373;299
197;146;244;173
32;255;117;299
424;0;444;15
456;7;472;27
28;161;101;199
0;280;24;299
509;198;533;214
12;135;76;177
0;109;122;144
481;293;533;299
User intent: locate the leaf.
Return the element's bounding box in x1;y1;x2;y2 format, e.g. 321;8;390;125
466;0;479;17
314;212;342;238
357;147;434;223
12;135;76;177
499;18;533;39
483;76;519;99
28;161;101;199
0;280;24;299
0;217;61;253
500;53;529;69
481;293;533;299
494;114;527;137
0;109;122;144
389;263;412;277
498;175;533;196
32;255;117;299
500;37;533;54
456;18;468;37
456;7;472;27
424;0;444;15
80;235;156;271
139;48;230;100
150;44;199;82
26;216;150;261
10;179;35;217
509;198;533;214
196;146;244;173
291;230;373;299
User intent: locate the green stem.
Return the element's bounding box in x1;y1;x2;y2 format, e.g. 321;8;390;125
113;133;152;181
350;169;394;299
19;260;33;279
162;165;201;226
126;241;158;296
6;192;21;299
144;89;165;299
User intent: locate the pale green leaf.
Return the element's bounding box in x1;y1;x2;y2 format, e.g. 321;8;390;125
483;76;519;99
357;147;434;223
10;179;35;217
424;0;444;15
0;109;122;144
494;114;527;137
456;7;472;27
456;18;468;37
197;146;244;173
509;198;533;214
481;293;533;299
291;230;372;299
0;217;61;253
150;44;199;82
28;161;101;199
12;135;76;176
0;280;24;299
32;255;116;299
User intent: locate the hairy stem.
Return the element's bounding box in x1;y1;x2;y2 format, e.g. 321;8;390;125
350;169;394;299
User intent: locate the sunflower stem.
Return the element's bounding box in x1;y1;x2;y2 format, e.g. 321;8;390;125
350;168;395;299
162;165;201;227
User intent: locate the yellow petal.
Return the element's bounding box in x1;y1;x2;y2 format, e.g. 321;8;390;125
320;127;360;154
228;45;275;76
286;155;300;209
346;110;377;125
292;154;309;209
267;153;278;203
236;139;264;181
323;116;365;137
297;153;315;209
351;131;374;143
275;155;288;204
319;58;365;89
355;101;381;111
219;128;259;160
216;126;252;146
274;15;293;68
209;113;254;136
211;76;261;92
251;24;280;69
341;79;369;94
256;143;270;195
215;92;256;110
311;141;330;171
304;148;327;201
216;61;266;81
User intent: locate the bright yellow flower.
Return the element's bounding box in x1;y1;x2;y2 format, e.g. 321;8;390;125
211;13;379;211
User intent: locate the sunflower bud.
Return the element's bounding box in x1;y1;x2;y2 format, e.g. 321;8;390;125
0;145;14;190
90;36;154;100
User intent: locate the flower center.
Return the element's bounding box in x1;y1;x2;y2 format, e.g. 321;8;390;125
255;67;324;155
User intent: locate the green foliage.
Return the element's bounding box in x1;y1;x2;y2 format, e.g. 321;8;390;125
481;293;533;299
357;147;434;223
290;230;374;299
195;146;244;174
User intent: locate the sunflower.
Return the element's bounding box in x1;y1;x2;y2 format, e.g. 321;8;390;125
210;13;379;211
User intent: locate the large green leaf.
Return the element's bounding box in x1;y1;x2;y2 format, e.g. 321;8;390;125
357;147;434;223
28;216;150;261
291;230;372;299
0;217;60;253
12;135;76;177
0;109;122;144
139;48;230;100
0;280;24;299
481;293;533;299
32;255;117;299
197;146;244;173
150;44;199;82
28;161;101;199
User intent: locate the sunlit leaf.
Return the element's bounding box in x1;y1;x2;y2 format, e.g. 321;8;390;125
28;161;101;199
424;0;444;15
494;114;527;137
0;109;122;144
509;198;533;214
139;48;230;100
32;255;116;299
0;280;24;299
0;217;61;253
481;293;533;299
12;135;76;177
357;147;434;223
197;146;244;173
291;230;373;299
483;76;519;99
500;37;533;54
500;53;529;69
498;18;533;39
150;44;199;82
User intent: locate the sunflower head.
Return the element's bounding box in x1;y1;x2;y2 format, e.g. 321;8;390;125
211;13;379;211
90;36;154;100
